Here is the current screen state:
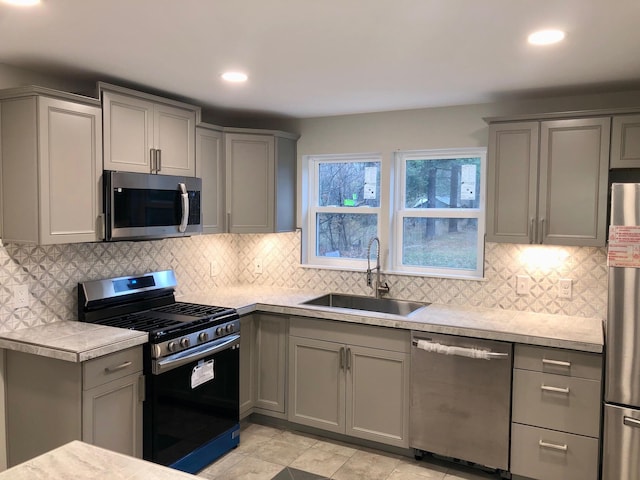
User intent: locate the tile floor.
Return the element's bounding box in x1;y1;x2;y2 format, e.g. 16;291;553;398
197;422;502;480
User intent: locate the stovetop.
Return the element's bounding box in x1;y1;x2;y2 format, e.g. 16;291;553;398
95;302;237;341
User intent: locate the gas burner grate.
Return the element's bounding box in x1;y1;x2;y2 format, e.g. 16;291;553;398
153;302;233;317
97;313;182;332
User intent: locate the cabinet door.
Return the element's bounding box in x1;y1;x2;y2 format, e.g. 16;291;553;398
486;122;539;243
225;133;275;233
82;372;143;458
611;114;640;168
255;314;288;413
288;336;345;433
196;127;225;233
239;315;255;417
154;103;196;176
346;345;409;448
102;91;154;173
539;118;610;246
38;97;103;244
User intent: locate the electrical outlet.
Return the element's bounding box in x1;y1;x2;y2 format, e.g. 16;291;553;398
13;285;29;309
516;275;531;295
559;278;572;299
210;261;218;277
254;257;263;275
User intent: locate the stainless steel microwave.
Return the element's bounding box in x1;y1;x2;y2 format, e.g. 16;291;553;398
104;170;202;241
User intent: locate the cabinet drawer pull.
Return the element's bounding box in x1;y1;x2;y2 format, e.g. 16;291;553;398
539;439;568;452
346;347;351;371
542;358;571;368
529;217;535;244
541;384;570;394
104;361;132;374
157;149;162;172
624;416;640;428
539;218;545;244
339;347;345;370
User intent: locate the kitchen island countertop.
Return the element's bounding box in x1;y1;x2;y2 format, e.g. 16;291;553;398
0;440;198;480
0;321;148;362
180;286;604;353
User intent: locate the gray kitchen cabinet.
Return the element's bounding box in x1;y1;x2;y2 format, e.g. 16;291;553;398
288;317;410;448
487;117;610;246
610;114;640;168
254;313;288;415
196;125;225;234
239;314;255;418
5;346;143;467
101;84;198;176
0;88;103;244
224;130;297;233
510;344;602;480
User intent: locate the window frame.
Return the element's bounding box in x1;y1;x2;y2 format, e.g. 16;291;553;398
305;153;384;269
392;147;487;279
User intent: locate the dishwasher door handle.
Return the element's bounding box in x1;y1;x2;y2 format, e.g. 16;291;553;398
412;339;509;360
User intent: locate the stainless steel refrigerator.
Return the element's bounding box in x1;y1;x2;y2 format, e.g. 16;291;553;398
603;183;640;479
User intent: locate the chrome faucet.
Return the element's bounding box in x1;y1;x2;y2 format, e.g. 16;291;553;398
366;236;390;298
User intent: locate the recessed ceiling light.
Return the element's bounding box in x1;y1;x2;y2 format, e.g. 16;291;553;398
1;0;41;5
221;72;248;83
528;29;565;46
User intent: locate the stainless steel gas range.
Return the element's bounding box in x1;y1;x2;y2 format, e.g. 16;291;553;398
78;270;240;474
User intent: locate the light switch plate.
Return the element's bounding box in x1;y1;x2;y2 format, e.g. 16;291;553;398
516;275;531;295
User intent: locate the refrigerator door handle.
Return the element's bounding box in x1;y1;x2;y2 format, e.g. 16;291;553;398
624;416;640;428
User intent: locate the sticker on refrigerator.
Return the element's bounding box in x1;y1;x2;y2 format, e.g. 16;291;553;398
191;360;214;389
608;226;640;268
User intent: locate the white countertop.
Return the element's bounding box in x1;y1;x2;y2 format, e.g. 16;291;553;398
0;321;148;362
0;441;198;480
180;286;604;353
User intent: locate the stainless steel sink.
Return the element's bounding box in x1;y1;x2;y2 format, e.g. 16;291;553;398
301;293;428;316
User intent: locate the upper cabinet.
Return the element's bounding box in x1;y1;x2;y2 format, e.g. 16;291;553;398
196;125;225;234
610;114;640;169
101;84;199;176
0;87;103;244
487;117;610;247
224;130;297;234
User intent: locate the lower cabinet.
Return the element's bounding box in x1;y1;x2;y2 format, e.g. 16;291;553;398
5;346;143;466
239;313;288;418
510;345;602;480
288;317;410;448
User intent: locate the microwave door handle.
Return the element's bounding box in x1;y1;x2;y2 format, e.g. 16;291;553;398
179;183;189;233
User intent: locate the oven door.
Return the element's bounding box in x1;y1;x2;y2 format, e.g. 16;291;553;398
144;334;239;473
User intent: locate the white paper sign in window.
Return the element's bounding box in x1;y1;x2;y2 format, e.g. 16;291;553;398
191;360;214;389
460;164;476;201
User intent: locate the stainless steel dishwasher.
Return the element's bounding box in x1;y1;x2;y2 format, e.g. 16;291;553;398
410;332;513;474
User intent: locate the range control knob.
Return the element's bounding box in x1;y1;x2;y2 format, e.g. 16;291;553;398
198;332;209;343
226;324;234;333
215;327;223;336
180;338;190;348
167;341;178;352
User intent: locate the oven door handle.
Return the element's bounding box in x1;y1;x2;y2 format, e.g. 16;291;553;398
152;334;240;375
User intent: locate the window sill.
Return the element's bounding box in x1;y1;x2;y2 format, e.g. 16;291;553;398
299;263;486;281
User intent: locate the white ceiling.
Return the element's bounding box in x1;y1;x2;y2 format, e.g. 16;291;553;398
1;0;640;118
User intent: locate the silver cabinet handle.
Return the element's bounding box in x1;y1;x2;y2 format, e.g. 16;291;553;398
157;149;161;172
104;361;132;374
529;217;535;244
339;347;345;370
178;183;188;233
541;384;570;394
542;358;571;368
227;212;231;233
539;218;545;244
150;149;155;173
624;416;640;428
346;347;351;370
539;439;568;452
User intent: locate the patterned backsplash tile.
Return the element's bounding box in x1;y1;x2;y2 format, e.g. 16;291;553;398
0;231;607;333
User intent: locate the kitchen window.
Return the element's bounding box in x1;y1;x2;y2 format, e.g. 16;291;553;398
305;154;382;269
302;148;486;279
394;148;486;278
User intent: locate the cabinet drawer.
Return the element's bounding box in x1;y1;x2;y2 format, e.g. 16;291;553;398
83;347;143;390
512;369;601;437
511;423;599;480
514;345;602;380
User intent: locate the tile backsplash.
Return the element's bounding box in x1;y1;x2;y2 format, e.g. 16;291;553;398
0;231;607;332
